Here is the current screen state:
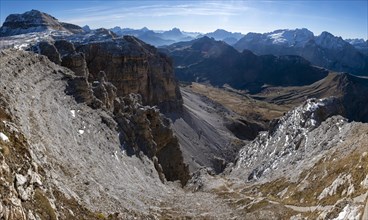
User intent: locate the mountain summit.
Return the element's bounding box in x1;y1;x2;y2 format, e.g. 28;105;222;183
0;9;83;36
234;28;368;75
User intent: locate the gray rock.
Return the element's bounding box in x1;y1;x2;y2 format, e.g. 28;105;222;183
15;174;27;186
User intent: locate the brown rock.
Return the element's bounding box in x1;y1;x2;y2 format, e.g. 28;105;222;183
77;36;182;112
38;41;61;65
54;40;76;57
92;71;117;111
61;52;89;77
114;94;190;185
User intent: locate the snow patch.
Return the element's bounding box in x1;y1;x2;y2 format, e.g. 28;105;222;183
0;132;9;142
78;130;84;135
113;151;119;161
333;204;361;220
70;110;76;118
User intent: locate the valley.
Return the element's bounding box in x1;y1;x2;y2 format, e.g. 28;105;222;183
0;8;368;220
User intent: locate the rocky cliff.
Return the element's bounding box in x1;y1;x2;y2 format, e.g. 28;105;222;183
0;49;197;219
33;36;182;112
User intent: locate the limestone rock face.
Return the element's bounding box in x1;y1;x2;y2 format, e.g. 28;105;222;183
54;40;76;57
33;36;182;112
55;40;89;77
92;71;117;111
61;52;89;77
37;41;61;65
77;36;182;112
114;94;190;185
231;97;348;181
31;36;188;184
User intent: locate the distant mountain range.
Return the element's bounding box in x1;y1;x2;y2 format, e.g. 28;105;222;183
109;26;244;46
234;29;368;75
161;36;329;93
1;10;367;75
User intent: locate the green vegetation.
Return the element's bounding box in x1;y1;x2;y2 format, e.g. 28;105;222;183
34;189;57;220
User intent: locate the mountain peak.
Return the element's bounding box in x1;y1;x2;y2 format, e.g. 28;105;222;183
315;31;348;49
171;27;181;32
164;27;182;35
205;29;244;44
141;27;149;31
213;29;228;33
0;9;83;36
265;28;314;46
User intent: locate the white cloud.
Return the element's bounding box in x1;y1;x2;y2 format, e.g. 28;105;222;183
62;1;250;25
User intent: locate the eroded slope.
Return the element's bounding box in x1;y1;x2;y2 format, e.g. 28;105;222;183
0;49;238;219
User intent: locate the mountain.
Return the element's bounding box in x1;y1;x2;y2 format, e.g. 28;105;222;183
226;97;368;219
204;29;244;45
162;36;328;93
2;9;368;219
160;28;193;42
0;9;83;36
110;26;195;47
346;38;368;56
234;28;368;75
109;26;150;37
82;25;91;32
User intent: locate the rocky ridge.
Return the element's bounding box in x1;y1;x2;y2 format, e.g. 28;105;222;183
33;36;183;112
162;36;329;93
220;97;368;219
31;37;190;183
0;49;226;219
346;38;368;55
230;97;346;181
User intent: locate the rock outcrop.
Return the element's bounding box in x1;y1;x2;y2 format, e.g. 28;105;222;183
58;48;189;184
223;97;368;219
30;36;189;184
76;36;182;112
231;98;346;181
36;41;61;64
114;94;189;184
23;23;188;185
33;36;182;112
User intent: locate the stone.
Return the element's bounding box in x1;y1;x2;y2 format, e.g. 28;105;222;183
38;41;61;65
61;52;89;77
77;36;183;112
28;169;42;186
114;95;190;185
15;174;27;186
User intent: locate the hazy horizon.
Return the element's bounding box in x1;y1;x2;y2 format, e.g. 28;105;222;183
0;0;367;40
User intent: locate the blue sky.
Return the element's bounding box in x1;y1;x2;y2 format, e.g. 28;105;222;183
0;0;367;39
